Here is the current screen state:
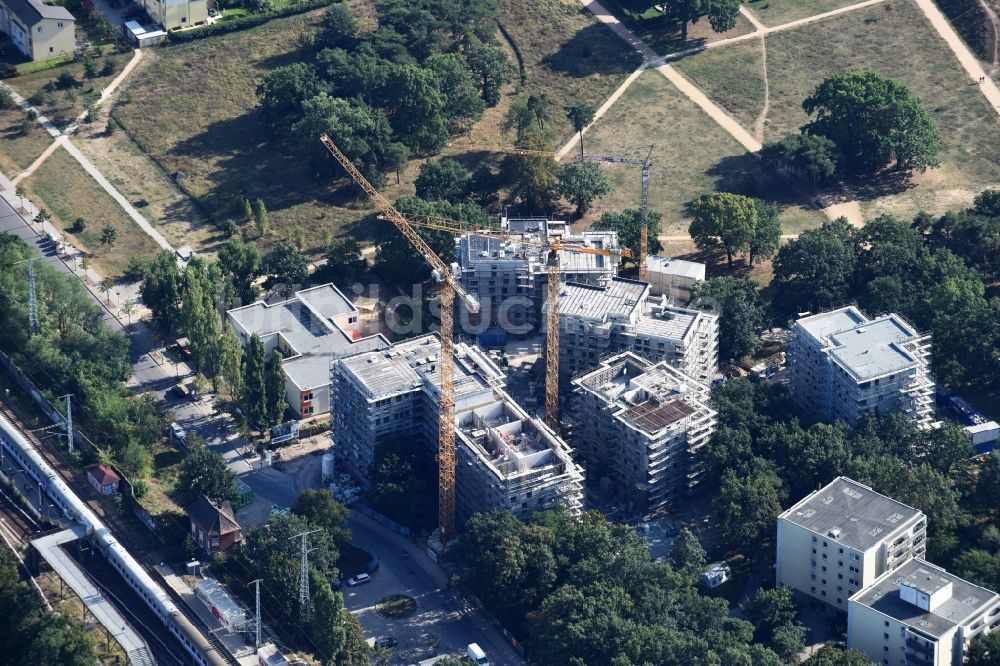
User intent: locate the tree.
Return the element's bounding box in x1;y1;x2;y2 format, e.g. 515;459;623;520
968;630;1000;666
772;219;857;316
264;350;286;427
803;70;941;175
425;53;485;128
467;45;516;107
219;324;244;401
218;239;262;305
242;333;267;428
713;468;783;560
668;527;706;575
742;586;798;643
415;158;469;203
256;63;323;130
177;443;238;505
690;277;765;362
120;298;136;325
592;208;664;258
99;223;117;251
386;64;449;153
688;193;759;267
802;646;877;666
770;623;807;663
527;93;550;129
97;279;113;305
292;489;351;549
368;437;438;531
661;0;741;41
749;200;781;266
252;198;269;237
265;241;308;288
308;570;348;662
761;133;839;185
563;101;595;158
501;95;536;144
558;161;613;217
318;2;357;50
503;129;560;214
323;237;364;284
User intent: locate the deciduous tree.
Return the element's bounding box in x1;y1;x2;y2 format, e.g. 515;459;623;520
563;101;595;158
415;158;469;203
688;192;759;267
592;208;664;258
558;161;613;217
690;276;765;362
177;443;238;505
467;45;516;107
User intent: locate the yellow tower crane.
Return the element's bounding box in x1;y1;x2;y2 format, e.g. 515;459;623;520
319;134;481;543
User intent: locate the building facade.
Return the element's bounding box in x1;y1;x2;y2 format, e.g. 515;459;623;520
559;278;719;384
141;0;208;31
0;0;73;61
569;352;716;517
330;334;583;523
455;217;621;332
789;307;934;428
776;476;927;613
227;284;389;419
187;495;242;557
848;558;1000;666
645;256;705;304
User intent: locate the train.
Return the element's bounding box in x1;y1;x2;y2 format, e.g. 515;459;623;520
0;411;230;666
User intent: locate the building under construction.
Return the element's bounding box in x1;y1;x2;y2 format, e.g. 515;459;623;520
330;334;583;523
455;217;621;331
559;278;720;384
569;352;717;517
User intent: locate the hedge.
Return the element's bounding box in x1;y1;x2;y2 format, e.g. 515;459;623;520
167;0;333;43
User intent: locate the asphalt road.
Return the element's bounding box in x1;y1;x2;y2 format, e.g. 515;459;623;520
344;511;526;666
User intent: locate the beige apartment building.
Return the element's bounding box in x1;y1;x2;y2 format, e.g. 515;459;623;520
776;476;927;613
141;0;207;31
848;558;1000;666
0;0;74;62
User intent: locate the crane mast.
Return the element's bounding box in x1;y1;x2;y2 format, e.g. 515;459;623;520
319;134;479;542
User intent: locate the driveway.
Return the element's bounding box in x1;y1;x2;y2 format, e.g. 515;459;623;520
345;511;526;666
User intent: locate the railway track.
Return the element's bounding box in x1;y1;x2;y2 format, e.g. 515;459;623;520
0;483;38;540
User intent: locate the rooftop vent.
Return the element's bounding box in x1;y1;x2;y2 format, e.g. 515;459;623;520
843;487;863;499
821;496;834;505
887;512;904;524
828;528;842;539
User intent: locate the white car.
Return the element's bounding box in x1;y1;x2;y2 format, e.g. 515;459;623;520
347;573;371;587
170;422;186;443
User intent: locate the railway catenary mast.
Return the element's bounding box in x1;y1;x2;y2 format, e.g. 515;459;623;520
319;134;481;542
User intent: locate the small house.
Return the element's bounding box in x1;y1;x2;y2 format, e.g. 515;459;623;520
85;464;120;496
0;0;74;62
187;495;242;556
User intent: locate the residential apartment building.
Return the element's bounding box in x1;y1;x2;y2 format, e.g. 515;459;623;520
141;0;208;31
776;476;927;613
848;558;1000;666
789;307;935;428
569;352;716;516
559;278;719;384
227;284;389;419
455;217;621;331
0;0;73;61
330;334;583;523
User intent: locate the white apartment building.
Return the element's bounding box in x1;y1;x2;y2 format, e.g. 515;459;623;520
776;477;927;613
559;278;719;384
848;558;1000;666
569;352;716;517
330;334;583;523
455;217;621;331
227;284;389;419
789;307;935;428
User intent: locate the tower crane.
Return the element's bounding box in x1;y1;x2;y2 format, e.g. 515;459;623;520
394;212;631;429
319;133;481;542
463;144;659;280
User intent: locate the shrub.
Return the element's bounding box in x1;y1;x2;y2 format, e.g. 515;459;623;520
83;54;99;79
57;71;77;89
124;255;148;281
71;217;87;233
0;62;19;79
220;219;238;237
100;56;116;77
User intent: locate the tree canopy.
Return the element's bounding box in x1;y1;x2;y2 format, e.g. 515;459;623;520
593;208;664;259
691;276;765;362
688;193;779;267
802;70;941;175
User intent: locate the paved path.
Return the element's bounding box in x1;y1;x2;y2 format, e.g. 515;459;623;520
574;0;868;226
911;0;1000;113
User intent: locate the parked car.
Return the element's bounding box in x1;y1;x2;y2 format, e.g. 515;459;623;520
347;573;371;587
171;383;191;399
375;637;398;649
170;422;186;443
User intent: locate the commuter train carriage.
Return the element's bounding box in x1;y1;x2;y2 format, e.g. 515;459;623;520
0;412;230;666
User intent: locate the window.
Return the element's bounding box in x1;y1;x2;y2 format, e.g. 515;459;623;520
37;26;42;33
884;633;889;640
811;586;816;593
821;579;827;585
812;548;817;554
822;553;828;560
839;548;844;554
57;21;63;28
812;536;817;543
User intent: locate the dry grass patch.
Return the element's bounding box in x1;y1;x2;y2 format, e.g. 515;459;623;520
0;107;53;174
22;146;161;277
581;69;825;235
8;55;128;129
742;0;870;27
674;38;766;131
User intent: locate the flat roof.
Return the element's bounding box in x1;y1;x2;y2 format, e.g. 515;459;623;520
853;559;1000;638
779;476;923;551
827;316;921;380
796;306;868;341
633;302;702;342
559;278;647;322
648;256;706;280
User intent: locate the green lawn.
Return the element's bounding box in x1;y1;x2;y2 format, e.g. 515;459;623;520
0;107;53;174
741;0;865;27
22;146;162;277
580;69;825;235
676;0;1000;221
600;0;756;55
8;54;128;129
